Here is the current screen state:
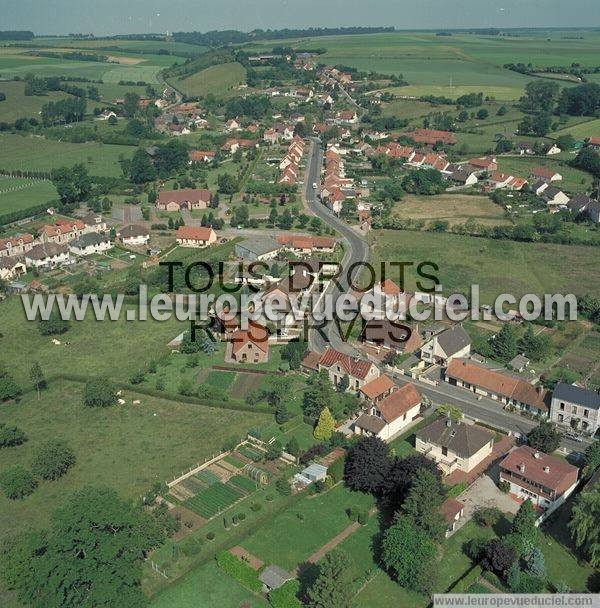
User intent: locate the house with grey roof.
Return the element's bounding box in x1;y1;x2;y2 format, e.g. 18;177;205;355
550;382;600;435
415;417;494;475
234;237;280;261
420;324;471;366
69;232;112;256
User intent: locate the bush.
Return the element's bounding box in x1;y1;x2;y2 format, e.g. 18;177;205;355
238;512;246;521
38;311;70;336
84;377;117;407
0;466;37;499
206;531;215;541
129;370;145;385
31;439;76;481
474;507;503;528
328;456;345;484
0;373;22;402
498;480;510;493
357;510;369;525
0;423;27;447
216;550;262;593
180;537;203;557
268;579;302;608
276;478;291;496
250;502;262;512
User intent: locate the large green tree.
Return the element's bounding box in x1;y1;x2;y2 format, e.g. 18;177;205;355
307;549;354;608
490;324;518;363
3;486;164;608
302;370;335;419
381;514;437;593
344;436;391;495
401;468;446;540
527;421;561;454
569;487;600;567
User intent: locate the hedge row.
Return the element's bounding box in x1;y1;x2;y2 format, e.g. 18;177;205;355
215;550;262;593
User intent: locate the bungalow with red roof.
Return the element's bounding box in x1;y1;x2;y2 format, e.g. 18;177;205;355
445;359;549;416
499;446;579;519
156;189;212;211
353;382;422;441
440;497;465;537
188;150;215;164
176;226;217;248
587;137;600;150
530;166;562;182
318;347;380;392
359;374;396;404
468;156;498;172
226;322;270;364
276;234;336;255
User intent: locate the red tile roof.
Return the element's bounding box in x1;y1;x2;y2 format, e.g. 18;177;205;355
531;166;559;179
360;374;396;401
318;347;375;380
0;232;34;252
440;497;464;523
379;278;400;296
377;383;422;423
500;446;578;494
42;219;85;237
230;322;269;356
157;189;211;205
176;226;215;241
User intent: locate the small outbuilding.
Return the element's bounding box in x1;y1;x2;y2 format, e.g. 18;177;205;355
259;565;293;592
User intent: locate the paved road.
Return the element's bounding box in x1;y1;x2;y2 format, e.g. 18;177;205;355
303;138;370;355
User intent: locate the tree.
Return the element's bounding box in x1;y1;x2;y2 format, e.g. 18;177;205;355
0;423;27;448
50;164;91;208
473;507;502;528
0;466;37;500
381;514;437;593
314;407;336;441
3;486;164;607
526;547;546;577
511;499;539;556
519;324;552;362
0;367;22;402
266;439;283;461
38;309;70;335
83;378;117;408
337;374;350;393
481;539;516;577
123;91;140;118
569;487;600;567
31;439;76;481
29;361;45;400
401;168;445;195
128;149;156;183
307;549;354;608
527;421;560;454
401;468;446;540
303;370;335;419
280;341;306;370
286;437;300;457
476;108;489;120
344;436;390;495
584;440;600;477
217;173;238;195
522;80;560;113
490;324;518;363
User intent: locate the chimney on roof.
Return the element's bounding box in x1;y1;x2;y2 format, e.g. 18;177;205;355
534;452;541;459
518;463;526;473
446;418;452;427
543;466;550;473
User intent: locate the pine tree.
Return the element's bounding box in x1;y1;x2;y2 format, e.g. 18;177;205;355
314;407;335;441
307;550;354;608
511;499;539;556
491;324;518;363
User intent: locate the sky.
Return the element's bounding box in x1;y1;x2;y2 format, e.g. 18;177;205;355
2;0;600;36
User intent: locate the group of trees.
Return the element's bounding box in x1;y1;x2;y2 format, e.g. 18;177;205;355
40;97;87;126
484;323;552;365
50;163;92;209
344;436;445;593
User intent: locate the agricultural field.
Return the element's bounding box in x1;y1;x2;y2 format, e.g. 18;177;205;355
392;193;509;227
184;482;244;518
174;62;246;98
371;229;600;302
0;80;76;122
0;133;135;176
0;176;57;214
0;382;270;541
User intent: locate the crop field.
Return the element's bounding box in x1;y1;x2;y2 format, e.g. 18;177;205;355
0;133;135;176
184;482;244;518
174;62;246;98
0;382;269;540
229;475;258;493
371;229;600;302
392;193;509;226
0;176;57;214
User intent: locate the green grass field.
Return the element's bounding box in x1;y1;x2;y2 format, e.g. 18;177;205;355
0;80;76;122
0;176;57;214
372;229;600;302
0;382;270;541
174;62;246;98
0;133;135;176
241;484;375;570
0;296;184;386
551;117;600;141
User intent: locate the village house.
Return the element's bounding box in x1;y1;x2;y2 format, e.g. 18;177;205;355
360;319;422;355
0;233;36;258
499;446;579;519
81;212;107;233
440;497;465;537
276;234;336;255
69;232;112;256
530;166;562;182
188;150;216;164
0;256;27;281
225;118;241;132
25;242;70;269
420;325;471;366
586;137;600;150
336;110;359;125
353;382;422;441
156;189;212;211
416;417;494;476
118;225;150;247
41;219;90;245
175;226;217;248
226;321;269;364
567;193;594;216
549;382;600;435
359;374;397;404
317;347;380;392
449;167;479;186
263;128;279;144
468;156;498;172
235;237;280;261
445;359;549;416
542;186;570;211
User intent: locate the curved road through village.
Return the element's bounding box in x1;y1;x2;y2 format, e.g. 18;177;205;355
301;138;586;454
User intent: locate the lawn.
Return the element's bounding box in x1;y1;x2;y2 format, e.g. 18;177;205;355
174;62;246;98
241;483;375;570
552;117;600;141
0;295;184;386
0;382;271;541
149;561;268;608
0;133;136;177
0;80;76;122
204;370;236;390
0;176;57;214
371;229;600;302
392;193;508;227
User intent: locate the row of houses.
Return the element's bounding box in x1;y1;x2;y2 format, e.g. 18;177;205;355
321;146;356;213
278;136;306;185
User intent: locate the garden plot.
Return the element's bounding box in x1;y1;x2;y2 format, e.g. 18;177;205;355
184;482;244;518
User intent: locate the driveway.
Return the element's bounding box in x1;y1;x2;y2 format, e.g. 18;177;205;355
458;473;520;521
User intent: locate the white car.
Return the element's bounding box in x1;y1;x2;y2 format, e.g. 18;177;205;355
312;182;318;189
